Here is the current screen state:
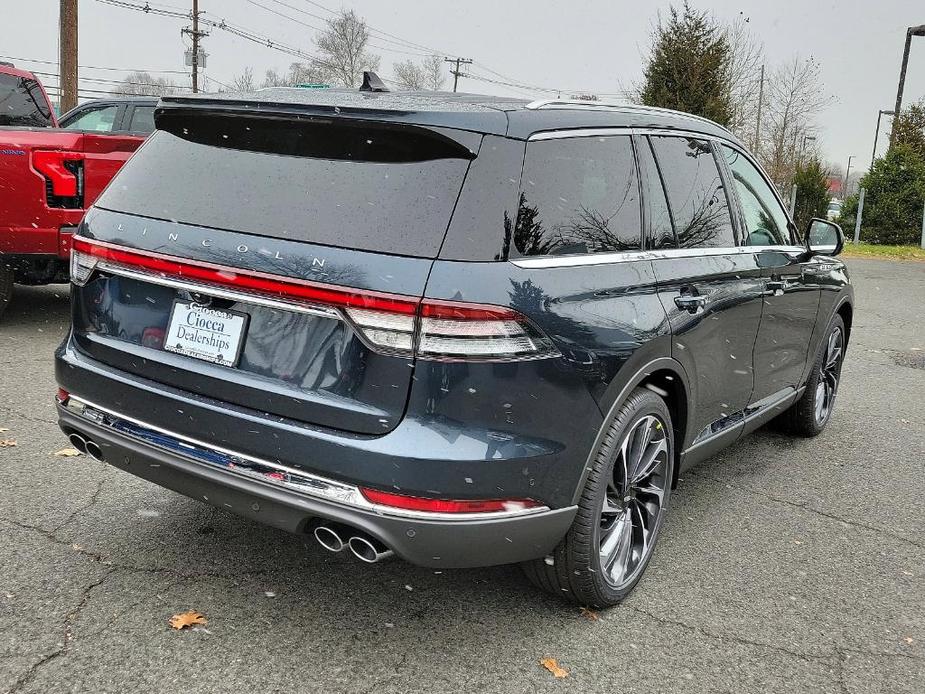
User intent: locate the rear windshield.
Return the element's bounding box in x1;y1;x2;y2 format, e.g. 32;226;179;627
95;117;475;258
0;74;54;127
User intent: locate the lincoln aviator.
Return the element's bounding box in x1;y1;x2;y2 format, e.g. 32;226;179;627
56;83;853;607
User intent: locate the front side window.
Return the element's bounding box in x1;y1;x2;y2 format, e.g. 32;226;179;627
721;145;790;246
513;136;641;257
63;105;119;132
650;136;735;249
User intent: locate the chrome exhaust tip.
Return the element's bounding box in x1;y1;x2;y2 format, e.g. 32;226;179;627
68;433;88;455
85;440;104;462
314;524;346;553
348;535;394;564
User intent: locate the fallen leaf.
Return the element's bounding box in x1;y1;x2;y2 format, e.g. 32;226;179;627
168;611;207;630
903;637;915;645
0;440;17;448
53;447;82;457
580;607;599;621
540;658;569;678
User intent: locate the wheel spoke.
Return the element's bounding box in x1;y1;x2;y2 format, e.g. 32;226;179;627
632;436;668;485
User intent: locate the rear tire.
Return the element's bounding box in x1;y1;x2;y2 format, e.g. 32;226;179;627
0;266;13;321
776;314;846;438
522;387;674;608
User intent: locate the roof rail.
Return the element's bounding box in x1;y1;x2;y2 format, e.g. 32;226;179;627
524;99;733;135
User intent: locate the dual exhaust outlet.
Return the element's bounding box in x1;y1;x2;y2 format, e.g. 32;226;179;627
68;433;104;462
313;523;394;563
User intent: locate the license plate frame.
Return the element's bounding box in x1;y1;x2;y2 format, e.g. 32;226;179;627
164;300;249;368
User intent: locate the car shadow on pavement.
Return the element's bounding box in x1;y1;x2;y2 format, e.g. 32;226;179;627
1;284;71;327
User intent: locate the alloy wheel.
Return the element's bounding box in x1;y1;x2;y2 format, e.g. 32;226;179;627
814;326;843;425
599;414;671;589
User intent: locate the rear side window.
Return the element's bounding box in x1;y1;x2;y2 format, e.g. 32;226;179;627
94;117;475;258
0;74;53;127
650;136;735;248
127;105;155;134
512;136;641;257
637;137;676;250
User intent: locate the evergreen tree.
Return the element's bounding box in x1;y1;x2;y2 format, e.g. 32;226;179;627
640;2;733;126
792;159;831;232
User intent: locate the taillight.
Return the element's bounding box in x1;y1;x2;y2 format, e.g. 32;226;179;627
359;487;543;514
70;237;561;362
32;150;84;208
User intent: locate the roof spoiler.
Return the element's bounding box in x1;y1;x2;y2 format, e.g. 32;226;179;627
359;71;389;93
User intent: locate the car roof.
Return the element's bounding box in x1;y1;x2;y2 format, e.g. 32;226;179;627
0;63;42;81
158;88;741;144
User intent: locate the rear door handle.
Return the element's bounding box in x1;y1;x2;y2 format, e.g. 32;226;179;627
674;294;707;313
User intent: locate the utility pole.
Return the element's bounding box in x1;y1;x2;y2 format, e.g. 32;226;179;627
843;155;854;200
182;0;208;93
871;109;894;167
891;24;925;144
444;57;473;93
753;64;765;152
59;0;78;112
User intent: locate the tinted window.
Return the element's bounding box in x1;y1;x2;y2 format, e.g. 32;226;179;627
62;105;119;132
128;105;156;134
638;137;676;250
0;74;53;127
721;145;790;246
95;125;471;258
513;136;641;257
650;136;735;248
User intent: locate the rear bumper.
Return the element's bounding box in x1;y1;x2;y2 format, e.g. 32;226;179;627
57;401;576;568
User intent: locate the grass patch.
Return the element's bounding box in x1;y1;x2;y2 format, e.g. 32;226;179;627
841;243;925;260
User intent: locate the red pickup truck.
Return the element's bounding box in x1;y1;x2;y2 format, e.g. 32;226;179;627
0;63;148;318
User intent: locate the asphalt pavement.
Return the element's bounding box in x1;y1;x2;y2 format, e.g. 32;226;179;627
1;258;922;694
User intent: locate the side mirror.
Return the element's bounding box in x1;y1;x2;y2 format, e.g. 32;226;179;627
805;218;844;257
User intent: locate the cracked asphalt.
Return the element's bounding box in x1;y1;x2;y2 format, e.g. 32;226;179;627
1;258;923;694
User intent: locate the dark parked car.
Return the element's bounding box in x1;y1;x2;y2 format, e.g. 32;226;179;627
58;97;157;135
55;85;852;607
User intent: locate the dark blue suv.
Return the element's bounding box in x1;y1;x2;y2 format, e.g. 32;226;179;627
56;86;853;607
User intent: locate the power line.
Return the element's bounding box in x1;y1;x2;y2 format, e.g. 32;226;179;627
247;0;434;58
0;53;189;75
94;0;335;70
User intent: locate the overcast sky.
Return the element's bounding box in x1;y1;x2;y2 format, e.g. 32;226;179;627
6;0;925;173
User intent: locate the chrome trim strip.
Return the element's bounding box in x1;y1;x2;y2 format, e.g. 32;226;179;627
523;100;735;135
510;245;807;269
98;261;342;321
528;126;736;142
64;396;550;522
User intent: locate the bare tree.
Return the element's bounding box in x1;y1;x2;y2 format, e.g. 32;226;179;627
231;67;256;92
393;56;445;91
110;71;177;97
314;9;380;88
393;60;425;90
422;55;445;91
759;56;831;190
288;61;331;86
261;68;290;88
724;16;764;147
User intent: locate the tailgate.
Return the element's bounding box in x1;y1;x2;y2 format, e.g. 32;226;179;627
69;112;478;435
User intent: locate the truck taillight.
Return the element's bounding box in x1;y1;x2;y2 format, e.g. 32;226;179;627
70;238;561;363
32;150;84;208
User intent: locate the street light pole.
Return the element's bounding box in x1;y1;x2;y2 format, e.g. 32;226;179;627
843;155;854;200
871;109;895;167
800;135;816;165
891;24;925;144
